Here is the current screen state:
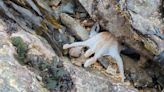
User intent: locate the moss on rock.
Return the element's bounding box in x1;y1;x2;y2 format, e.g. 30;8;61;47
26;55;74;91
10;37;74;91
10;37;28;64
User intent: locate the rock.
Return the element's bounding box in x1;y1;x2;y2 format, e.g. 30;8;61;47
0;61;48;92
49;0;61;7
11;30;56;61
126;0;160;17
60;13;89;40
123;1;164;89
11;2;42;26
26;55;74;92
98;56;122;80
26;0;42;16
78;0;128;37
60;1;75;14
123;55;153;88
0;18;48;92
62;58;138;92
74;1;87;13
7;18;138;91
106;65;118;79
5;17;73;92
35;0;52;13
10;24;138;91
139;88;158;92
0;20;19;65
126;0;162;34
157;74;164;88
52;0;75;18
78;0;161;60
125;0;164;53
98;57;110;69
78;0;93;16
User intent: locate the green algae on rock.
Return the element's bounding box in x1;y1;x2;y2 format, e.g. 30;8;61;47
10;37;28;64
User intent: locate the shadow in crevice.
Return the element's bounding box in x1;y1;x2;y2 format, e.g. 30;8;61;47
159;0;164;20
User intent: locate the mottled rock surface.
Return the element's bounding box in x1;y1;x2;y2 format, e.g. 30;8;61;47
1;0;164;91
0;16;139;92
125;0;164;53
60;13;89;40
0;18;48;92
62;58;138;92
11;29;56;61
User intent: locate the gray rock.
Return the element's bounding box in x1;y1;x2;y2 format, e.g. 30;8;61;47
123;55;153;88
0;4;140;91
78;0;133;38
60;13;89;40
0;19;49;92
10;26;134;92
11;2;42;26
26;0;42;16
60;1;75;14
11;30;57;61
126;0;160;17
35;0;53;13
63;58;138;92
98;57;110;69
52;0;75;18
123;0;164;52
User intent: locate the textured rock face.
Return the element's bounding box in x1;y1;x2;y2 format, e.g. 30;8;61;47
60;13;89;40
0;62;48;92
0;17;138;92
126;0;160;17
125;0;164;53
121;0;164;90
17;26;137;92
62;58;138;92
11;29;56;61
0;0;164;91
0;18;48;92
126;0;162;36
